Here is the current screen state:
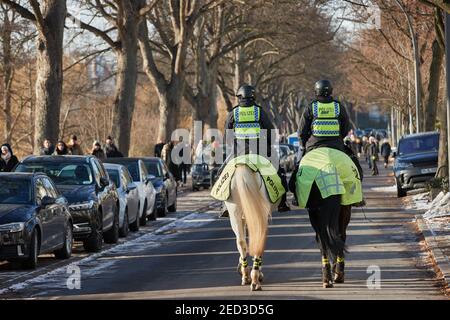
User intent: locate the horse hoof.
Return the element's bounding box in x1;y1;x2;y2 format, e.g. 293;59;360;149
323;281;334;288
251;283;262;291
259;272;264;283
334;273;345;283
242;278;251;286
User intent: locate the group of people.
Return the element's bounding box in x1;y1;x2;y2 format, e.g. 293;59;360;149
39;135;123;160
0;135;124;173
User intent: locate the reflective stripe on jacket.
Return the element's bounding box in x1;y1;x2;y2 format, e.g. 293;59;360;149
234;106;261;139
311;101;341;137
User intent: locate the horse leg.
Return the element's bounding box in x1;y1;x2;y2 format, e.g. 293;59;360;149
250;256;263;291
334;205;352;283
226;201;250;285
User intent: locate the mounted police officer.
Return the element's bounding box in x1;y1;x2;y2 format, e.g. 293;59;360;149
220;84;290;215
298;79;351;154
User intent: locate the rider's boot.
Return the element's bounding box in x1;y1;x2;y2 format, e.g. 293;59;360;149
322;257;333;288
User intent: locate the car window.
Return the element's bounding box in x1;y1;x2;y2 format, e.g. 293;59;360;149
90;160;102;185
106;169;121;188
140;162;148;181
42;178;58;198
123;168;132;187
144;161;163;177
35;179;49;204
398;135;439;155
121;163;140;182
0;178;31;205
16;162;95;186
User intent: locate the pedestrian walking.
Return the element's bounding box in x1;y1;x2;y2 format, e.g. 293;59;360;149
53;141;71;155
91;140;106;160
0;144;19;172
162;141;181;183
39;138;55;155
177;137;190;185
368;136;379;175
104;136;123;158
67;135;83;155
380;138;392;168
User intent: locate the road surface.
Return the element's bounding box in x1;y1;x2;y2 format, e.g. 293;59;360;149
0;162;447;300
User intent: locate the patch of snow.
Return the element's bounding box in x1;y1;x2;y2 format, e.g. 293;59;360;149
423;191;450;220
406;192;431;211
371;185;397;192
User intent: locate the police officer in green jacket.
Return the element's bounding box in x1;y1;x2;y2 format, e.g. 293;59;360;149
298;79;351;154
221;84;290;213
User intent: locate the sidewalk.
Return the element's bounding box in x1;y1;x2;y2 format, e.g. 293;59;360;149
415;215;450;294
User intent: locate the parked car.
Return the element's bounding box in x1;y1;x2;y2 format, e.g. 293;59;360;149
0;173;73;269
15;156;119;252
393;132;439;197
280;143;300;165
104;164;140;237
103;158;156;224
140;157;177;217
191;163;211;191
276;145;296;172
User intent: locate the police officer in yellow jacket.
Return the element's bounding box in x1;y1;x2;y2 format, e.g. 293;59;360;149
222;84;290;213
298;79;351;154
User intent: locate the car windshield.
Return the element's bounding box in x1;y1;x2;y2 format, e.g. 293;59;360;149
398;135;439;156
0;178;31;204
144;161;162;178
16;162;94;185
106;169;120;188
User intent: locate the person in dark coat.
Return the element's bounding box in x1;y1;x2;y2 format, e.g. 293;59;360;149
53;141;71;155
91;140;106;160
104;136;123;158
40;138;55;155
380;139;392;168
0;143;19;172
368;137;379;175
154;140;165;158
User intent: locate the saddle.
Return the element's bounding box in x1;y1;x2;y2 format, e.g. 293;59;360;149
295;147;363;208
210;154;286;204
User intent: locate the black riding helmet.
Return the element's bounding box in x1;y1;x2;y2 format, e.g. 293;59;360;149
236;84;256;106
314;79;333;97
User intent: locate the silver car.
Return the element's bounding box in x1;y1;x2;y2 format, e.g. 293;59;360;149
104;164;140;237
103;158;157;226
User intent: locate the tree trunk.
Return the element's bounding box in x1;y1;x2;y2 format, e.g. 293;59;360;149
424;39;444;131
33;0;66;154
437;100;448;178
112;38;138;156
1;8;12;144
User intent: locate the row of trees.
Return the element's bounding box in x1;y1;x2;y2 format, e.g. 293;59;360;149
0;0;345;157
343;0;450;177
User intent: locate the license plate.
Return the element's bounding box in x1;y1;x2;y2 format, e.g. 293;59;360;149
421;168;436;174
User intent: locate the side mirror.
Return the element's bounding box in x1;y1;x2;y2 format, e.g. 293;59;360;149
126;183;137;193
41;196;56;207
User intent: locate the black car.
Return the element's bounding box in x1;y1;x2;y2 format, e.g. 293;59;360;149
393;132;439;197
0;173;73;269
141;157;177;217
15;156;119;252
191;163;212;191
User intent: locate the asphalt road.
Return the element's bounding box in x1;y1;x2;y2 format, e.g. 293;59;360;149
0;161;447;300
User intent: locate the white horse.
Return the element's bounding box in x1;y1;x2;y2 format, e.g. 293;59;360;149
224;165;280;291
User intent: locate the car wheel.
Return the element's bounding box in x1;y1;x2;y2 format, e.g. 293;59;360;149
397;180;407;198
119;207;130;238
54;222;73;259
139;201;148;226
104;204;120;244
129;203;140;232
21;230;38;269
83;212;103;252
168;193;177;212
157;196;167;217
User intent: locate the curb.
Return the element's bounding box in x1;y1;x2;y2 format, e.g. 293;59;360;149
415;215;450;291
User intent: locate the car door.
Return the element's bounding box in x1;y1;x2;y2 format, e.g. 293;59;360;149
34;178;55;251
162;162;176;205
94;159;115;229
91;159;112;230
122;168;139;220
42;177;66;248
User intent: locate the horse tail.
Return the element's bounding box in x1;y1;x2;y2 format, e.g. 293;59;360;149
232;165;271;257
308;183;346;262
